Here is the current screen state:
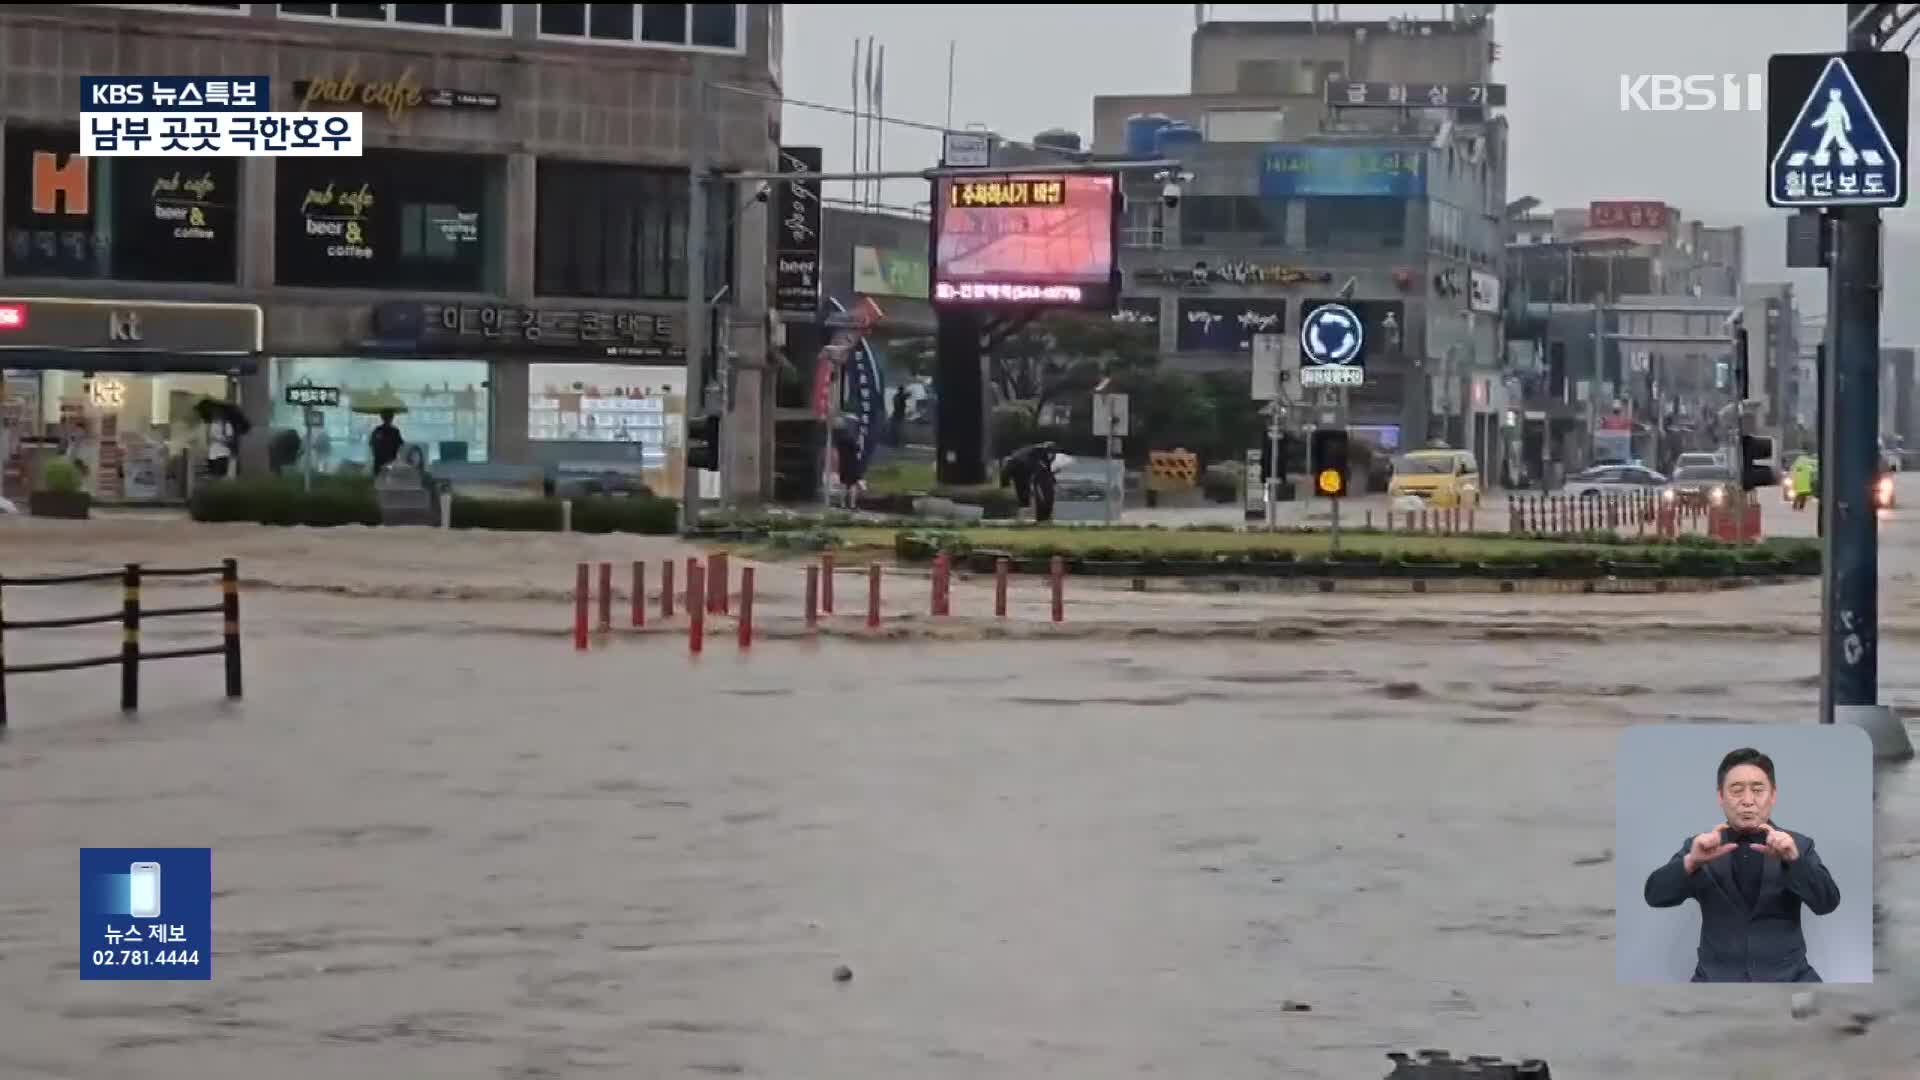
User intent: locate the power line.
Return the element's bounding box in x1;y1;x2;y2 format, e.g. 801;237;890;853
708;82;1079;160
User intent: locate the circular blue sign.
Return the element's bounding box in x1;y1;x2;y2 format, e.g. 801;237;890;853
1301;303;1365;367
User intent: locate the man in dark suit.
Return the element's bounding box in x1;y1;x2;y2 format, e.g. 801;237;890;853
1643;747;1842;983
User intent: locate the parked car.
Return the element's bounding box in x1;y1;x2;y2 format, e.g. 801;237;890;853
1563;464;1668;498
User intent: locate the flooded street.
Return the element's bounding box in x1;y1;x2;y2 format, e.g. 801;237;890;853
2;493;1920;1079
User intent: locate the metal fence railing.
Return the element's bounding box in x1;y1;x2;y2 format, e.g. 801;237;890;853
0;558;242;727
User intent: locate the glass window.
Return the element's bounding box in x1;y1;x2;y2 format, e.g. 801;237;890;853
1303;197;1405;251
276;149;504;290
270;357;491;470
3;129;240;284
539;3;741;49
278;3;506;31
590;3;634;38
535;160;732;300
640;3;686;42
1179;196;1287;248
540;3;586;34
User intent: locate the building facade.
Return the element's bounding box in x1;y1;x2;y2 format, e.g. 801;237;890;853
0;3;781;503
1090;10;1508;472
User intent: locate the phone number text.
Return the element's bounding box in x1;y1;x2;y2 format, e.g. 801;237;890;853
89;949;201;967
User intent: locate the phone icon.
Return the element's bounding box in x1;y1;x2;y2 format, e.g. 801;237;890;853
127;862;161;919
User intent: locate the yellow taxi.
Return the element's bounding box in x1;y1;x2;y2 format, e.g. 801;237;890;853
1387;448;1482;508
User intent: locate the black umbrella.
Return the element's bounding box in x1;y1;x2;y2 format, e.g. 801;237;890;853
193;396;252;438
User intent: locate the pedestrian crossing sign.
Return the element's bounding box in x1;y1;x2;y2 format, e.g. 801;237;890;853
1768;53;1908;208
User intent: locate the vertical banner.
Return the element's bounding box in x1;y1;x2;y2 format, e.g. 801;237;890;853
775;146;823;315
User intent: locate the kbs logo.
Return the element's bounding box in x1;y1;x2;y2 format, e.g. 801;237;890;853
1619;74;1765;112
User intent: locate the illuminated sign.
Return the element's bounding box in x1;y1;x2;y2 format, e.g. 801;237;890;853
947;177;1067;209
1258;146;1426;198
0;305;24;330
934;282;1084;304
930;173;1117;310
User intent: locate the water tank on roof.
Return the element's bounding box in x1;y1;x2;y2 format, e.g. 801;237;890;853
1125;113;1173;158
1033;128;1082;154
1154;122;1203;158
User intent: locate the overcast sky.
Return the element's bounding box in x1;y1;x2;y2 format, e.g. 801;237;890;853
780;4;1886;226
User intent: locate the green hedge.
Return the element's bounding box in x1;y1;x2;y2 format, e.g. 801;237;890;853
891;528;1822;579
191;477;679;535
189;476;380;526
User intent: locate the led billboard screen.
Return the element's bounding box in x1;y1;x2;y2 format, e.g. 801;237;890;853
930;172;1117;309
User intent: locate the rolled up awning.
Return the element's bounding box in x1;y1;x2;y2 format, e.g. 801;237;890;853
0;349;259;376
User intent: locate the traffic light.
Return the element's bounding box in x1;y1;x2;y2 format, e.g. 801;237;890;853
1739;433;1774;491
686;414;720;471
1734;327;1751;403
1311;428;1350;498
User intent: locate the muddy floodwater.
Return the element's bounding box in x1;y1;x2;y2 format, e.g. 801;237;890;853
1;505;1919;1079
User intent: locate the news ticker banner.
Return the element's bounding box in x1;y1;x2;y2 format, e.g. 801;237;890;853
80;76;362;157
79;847;212;980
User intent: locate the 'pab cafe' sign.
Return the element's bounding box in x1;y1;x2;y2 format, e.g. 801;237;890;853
294;67;501;123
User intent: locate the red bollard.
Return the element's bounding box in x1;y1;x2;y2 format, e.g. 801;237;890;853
738;567;755;649
685;557;699;612
706;553;727;615
821;552;835;613
1049;556;1065;623
805;565;820;629
573;563;589;651
632;561;646;628
597;561;612;632
867;563;882;629
931;553;949;617
662;559;676;619
687;564;705;655
994;558;1009;618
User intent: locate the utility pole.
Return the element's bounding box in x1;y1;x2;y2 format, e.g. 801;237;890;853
1821;4;1910;757
681;55;710;533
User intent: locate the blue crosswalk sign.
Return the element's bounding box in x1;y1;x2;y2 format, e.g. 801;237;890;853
1769;57;1903;207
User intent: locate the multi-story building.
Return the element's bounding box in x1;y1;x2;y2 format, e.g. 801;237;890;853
0;3;781;504
1090;8;1509;473
1502;197;1767;478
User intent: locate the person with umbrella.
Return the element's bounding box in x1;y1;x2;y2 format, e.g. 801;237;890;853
193;397;251;479
369;409;405;474
1000;441;1064;523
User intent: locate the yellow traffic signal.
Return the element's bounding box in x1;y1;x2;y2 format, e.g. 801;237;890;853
1317;468;1345;496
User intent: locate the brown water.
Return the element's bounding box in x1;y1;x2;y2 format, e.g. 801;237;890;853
1;492;1918;1080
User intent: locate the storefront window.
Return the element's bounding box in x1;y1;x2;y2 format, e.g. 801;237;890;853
275;150;505;291
270;357;490;470
527;362;683;484
1;369;231;500
3;128;240;282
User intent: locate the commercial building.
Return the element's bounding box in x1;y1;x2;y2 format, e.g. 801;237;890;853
1090;7;1509;473
1501;197;1768;479
0;3;781;503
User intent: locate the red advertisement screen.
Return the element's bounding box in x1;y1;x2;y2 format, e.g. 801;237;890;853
931;173;1116;308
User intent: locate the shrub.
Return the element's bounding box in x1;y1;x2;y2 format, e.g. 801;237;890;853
189;475;380;527
570;495;679;535
38;457;84;494
1201;462;1243;503
449;496;563;532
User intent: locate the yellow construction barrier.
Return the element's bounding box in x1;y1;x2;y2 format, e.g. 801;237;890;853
1145;449;1199;492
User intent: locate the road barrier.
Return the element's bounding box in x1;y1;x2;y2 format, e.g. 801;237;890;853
0;559;242;727
1368;506;1475;534
1506;490;1740;539
566;549;1071;652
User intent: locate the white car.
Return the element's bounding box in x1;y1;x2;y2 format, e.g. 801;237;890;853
1564;464;1668;498
1673;452;1724;472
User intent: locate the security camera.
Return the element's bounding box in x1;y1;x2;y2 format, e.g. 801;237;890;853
1154;169;1194;210
754;184;771;204
1723;307;1744;332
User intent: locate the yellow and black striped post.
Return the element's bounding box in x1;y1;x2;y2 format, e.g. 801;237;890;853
221;558;242;700
121;564;141;713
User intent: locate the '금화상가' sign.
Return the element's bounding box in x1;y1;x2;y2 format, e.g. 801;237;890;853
80;75;363;158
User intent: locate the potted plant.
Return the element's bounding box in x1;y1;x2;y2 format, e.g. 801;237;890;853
29;456;91;519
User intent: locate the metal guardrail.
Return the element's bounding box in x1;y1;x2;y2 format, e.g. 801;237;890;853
0;558;242;727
